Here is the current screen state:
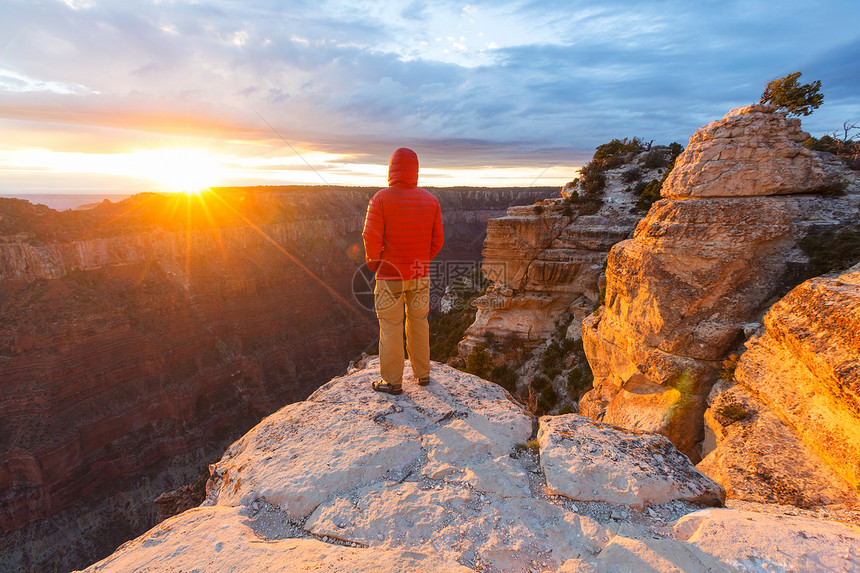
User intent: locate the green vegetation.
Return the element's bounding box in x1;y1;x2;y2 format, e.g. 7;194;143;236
531;374;549;392
566;366;592;401
463;342;493;378
634;178;664;212
803;121;860;170
459;330;523;394
490;364;518;393
641;150;669;169
760;71;823;117
799;223;860;277
526;319;595;414
593;137;647;163
562;137;685;214
630;144;684;212
563;190;604;216
620;166;643;183
575;137;647;196
429;264;490;362
579;164;607;195
538;385;558;413
513;439;541;458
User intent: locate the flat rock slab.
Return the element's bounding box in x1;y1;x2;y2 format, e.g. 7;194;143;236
539;415;725;508
560;508;860;572
305;480;612;572
78;505;474;573
206;358;533;518
673;508;860;571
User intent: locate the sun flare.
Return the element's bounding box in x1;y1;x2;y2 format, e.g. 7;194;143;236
143;149;224;194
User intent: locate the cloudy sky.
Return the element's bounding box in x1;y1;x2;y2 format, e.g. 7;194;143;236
1;0;858;195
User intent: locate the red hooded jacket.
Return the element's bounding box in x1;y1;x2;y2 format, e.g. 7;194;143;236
362;148;444;280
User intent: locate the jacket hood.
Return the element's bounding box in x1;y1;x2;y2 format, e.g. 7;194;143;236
388;147;419;186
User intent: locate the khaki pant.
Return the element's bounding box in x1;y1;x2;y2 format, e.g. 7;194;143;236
374;276;431;385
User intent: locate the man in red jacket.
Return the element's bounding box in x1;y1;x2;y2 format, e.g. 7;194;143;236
362;148;444;395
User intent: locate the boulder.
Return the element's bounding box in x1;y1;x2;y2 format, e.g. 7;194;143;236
538;415;724;508
663;104;845;198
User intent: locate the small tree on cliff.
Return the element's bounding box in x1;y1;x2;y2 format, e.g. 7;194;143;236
760;71;823;116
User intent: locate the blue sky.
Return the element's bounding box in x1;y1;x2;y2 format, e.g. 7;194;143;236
0;0;858;193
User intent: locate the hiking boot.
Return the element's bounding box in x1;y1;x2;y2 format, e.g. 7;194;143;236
372;380;403;395
417;377;430;386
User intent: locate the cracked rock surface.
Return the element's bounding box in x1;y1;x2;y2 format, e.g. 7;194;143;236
539;415;724;508
80;358;860;572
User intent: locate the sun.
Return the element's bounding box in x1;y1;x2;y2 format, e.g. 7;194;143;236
113;148;224;194
148;149;224;194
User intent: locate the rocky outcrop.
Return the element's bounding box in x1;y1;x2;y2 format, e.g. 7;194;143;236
458;165;656;357
580;105;860;461
699;263;860;506
77;359;860;572
0;186;555;573
664;103;844;198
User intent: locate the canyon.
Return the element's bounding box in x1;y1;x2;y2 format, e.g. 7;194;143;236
0;186;556;573
10;102;860;572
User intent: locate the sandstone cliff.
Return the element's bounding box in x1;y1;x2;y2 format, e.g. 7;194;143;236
699;262;860;507
579;104;860;461
455;152;676;414
76;358;860;573
0;186;556;573
458;171;653;355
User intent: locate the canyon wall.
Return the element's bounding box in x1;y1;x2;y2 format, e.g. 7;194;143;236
457;159;670;356
0;186;556;573
579;105;860;461
699;262;860;507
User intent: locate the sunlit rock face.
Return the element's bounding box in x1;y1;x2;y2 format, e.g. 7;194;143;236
579;106;860;461
458;175;647;358
663;103;845;198
699;263;860;507
77;359;860;573
0;187;556;573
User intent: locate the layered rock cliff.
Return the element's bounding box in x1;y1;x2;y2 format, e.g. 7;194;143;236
454;152;677;414
458;173;652;355
0;186;556;573
579;104;860;461
77;359;860;572
699;262;860;507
